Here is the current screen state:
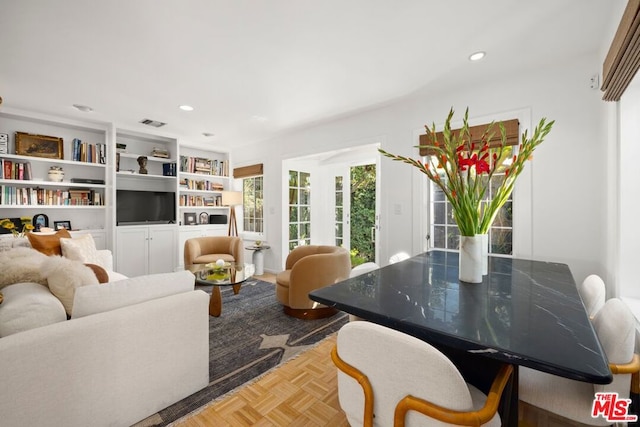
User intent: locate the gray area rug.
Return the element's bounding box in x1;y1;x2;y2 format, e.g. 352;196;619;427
143;279;348;426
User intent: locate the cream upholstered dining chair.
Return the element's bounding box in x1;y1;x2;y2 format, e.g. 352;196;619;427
275;245;351;319
578;274;606;320
183;236;243;267
519;298;640;426
332;321;513;426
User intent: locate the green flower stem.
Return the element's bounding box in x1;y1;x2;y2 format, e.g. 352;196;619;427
379;108;554;238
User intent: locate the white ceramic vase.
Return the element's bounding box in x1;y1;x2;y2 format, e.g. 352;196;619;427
479;233;488;275
459;235;483;283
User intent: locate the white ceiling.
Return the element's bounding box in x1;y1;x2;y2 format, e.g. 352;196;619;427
0;0;620;150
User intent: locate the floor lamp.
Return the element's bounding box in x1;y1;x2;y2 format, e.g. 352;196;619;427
222;191;242;237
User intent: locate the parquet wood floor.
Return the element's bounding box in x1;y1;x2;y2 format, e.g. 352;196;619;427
172;335;349;427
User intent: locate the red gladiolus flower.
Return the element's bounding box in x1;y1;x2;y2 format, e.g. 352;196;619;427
476;159;490;174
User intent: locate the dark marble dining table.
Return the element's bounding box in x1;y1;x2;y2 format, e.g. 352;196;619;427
309;250;612;423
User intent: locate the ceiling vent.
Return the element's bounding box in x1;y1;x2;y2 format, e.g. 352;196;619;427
139;118;167;128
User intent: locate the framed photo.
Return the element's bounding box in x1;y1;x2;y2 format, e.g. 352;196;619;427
15;132;64;159
184;212;197;225
199;212;209;225
53;220;71;231
33;213;49;232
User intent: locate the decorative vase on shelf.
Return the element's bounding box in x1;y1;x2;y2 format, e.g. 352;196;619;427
459;235;483;283
48;166;64;182
479;233;488;275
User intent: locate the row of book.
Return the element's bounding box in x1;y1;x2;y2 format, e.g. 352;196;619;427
0;186;104;206
179;194;223;207
72;139;107;164
179;178;224;191
179;156;228;176
0;159;33;180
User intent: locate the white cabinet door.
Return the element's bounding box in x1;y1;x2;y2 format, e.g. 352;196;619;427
148;227;177;274
116;227;149;277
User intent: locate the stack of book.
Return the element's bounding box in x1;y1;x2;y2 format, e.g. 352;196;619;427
1;159;33;180
72;138;106;164
152;147;170;158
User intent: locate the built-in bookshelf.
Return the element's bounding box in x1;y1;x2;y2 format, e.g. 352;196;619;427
0;109;109;236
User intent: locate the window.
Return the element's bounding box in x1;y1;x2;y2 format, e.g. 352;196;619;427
242;175;263;233
288;170;310;251
335;176;343;246
429;162;513;256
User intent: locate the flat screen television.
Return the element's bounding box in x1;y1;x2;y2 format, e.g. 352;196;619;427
116;190;176;225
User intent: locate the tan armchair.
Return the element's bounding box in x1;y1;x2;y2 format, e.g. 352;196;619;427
183;236;244;267
276;245;351;319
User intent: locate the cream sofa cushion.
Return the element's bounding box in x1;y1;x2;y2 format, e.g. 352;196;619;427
72;270;195;318
41;256;99;315
0;282;67;337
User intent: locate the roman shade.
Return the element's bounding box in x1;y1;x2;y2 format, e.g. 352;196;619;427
418;119;519;156
233;163;263;179
602;0;640;101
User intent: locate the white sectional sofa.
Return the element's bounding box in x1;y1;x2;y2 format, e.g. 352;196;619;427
0;247;210;427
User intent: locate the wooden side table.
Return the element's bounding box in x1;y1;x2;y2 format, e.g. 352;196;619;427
245;245;270;275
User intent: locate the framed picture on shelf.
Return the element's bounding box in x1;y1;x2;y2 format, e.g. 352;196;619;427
53;220;72;231
15;132;64;159
32;214;49;231
184;212;197;226
199;212;209;225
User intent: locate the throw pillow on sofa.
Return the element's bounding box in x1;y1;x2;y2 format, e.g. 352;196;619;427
41;256;99;315
60;233;103;267
0;247;48;290
27;229;71;256
0;282;67;337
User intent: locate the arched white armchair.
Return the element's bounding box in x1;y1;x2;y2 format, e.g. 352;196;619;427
579;274;606;319
519;298;640;426
333;321;513;426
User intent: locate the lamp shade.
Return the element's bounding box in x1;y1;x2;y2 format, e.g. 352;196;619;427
221;191;242;206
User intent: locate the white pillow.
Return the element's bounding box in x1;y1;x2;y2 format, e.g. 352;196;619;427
41;256;99;315
72;270;195;318
60;234;102;267
0;282;67;337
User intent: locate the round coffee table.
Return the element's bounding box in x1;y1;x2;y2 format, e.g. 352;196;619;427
186;262;255;317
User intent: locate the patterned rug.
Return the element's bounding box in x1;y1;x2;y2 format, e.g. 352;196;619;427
136;279;348;426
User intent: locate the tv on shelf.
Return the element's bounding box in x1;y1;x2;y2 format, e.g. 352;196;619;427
116;190;176;225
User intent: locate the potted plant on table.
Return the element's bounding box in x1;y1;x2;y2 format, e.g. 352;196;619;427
379;108;554;283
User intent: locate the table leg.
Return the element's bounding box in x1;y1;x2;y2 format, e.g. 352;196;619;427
209;286;222;317
232;284;242;294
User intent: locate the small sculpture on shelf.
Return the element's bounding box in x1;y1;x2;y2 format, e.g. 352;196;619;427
137;156;148;174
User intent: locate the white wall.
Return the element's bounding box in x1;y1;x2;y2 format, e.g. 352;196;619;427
618;76;640;298
233;52;610;284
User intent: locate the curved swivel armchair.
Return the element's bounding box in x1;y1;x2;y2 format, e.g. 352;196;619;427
183;236;244;267
333;321;512;426
276;245;351;319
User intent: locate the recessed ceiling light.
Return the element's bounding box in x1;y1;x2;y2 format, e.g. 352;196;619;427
202;132;215;137
251;115;268;122
469;51;486;61
73;104;93;112
179;105;194;111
